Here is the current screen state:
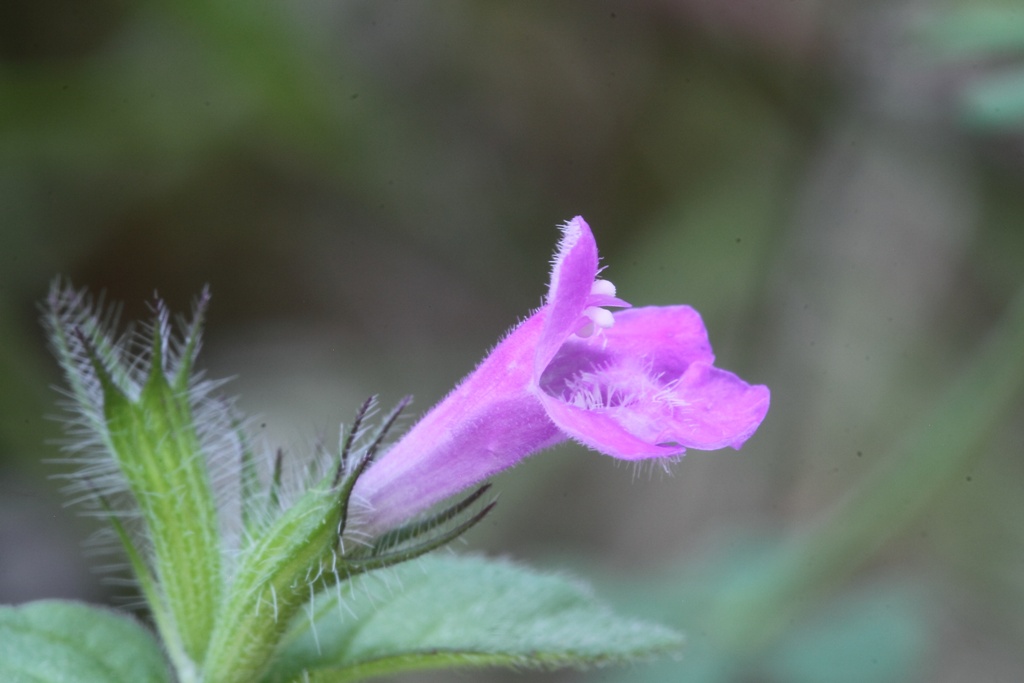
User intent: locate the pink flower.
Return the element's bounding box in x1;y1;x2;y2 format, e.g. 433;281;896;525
353;217;769;535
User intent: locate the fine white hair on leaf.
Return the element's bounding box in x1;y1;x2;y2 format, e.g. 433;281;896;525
303;598;322;655
329;580;358;621
270;584;279;623
189;385;249;559
339;492;376;549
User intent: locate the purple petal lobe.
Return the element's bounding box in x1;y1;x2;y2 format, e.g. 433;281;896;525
662;361;771;450
534;217;602;375
598;306;716;371
537;391;682;459
538;306;769;458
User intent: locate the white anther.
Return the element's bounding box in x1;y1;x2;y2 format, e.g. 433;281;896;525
591;279;617;297
585;306;615;329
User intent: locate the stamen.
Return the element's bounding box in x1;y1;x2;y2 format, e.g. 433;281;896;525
584;306;615;330
575;278;621;338
575;306;616;338
591;279;616;297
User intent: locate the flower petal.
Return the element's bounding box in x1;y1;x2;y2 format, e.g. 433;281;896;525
658;361;771;450
353;314;565;536
537;306;769;458
537;391;683;460
537;306;715;403
600;306;716;371
533;217;601;376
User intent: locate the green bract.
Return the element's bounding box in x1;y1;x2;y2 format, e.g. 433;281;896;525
45;286;222;678
35;282;683;683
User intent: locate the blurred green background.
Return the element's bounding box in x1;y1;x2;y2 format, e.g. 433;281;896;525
2;1;1024;681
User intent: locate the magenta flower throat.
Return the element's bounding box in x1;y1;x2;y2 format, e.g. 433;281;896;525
353;216;770;535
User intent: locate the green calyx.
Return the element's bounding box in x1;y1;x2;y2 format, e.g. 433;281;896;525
204;396;496;683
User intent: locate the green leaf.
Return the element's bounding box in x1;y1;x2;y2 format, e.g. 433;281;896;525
263;554;684;683
0;600;172;683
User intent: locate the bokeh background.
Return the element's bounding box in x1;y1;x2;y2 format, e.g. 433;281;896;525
3;1;1024;681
